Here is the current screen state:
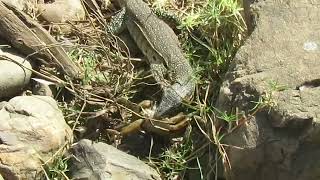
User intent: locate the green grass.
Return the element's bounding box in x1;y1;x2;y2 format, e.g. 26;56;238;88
39;141;71;180
180;0;245;77
156;139;193;179
42;155;70;180
151;0;246;74
250;80;287;114
68;48;107;86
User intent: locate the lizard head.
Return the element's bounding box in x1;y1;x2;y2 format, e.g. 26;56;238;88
153;80;194;119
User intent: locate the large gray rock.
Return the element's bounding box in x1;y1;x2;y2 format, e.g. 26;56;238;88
0;95;72;179
69;139;161;180
0;49;32;98
215;1;320;180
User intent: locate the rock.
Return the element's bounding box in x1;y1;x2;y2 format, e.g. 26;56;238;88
68;139;161;180
0;0;36;12
241;0;256;33
31;78;55;97
0;95;72;179
0;49;32;98
37;0;86;23
32;83;54;97
214;1;320;180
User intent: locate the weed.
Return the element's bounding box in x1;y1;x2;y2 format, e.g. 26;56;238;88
250;80;287;113
68;49;107;85
268;79;288;92
178;0;246;75
216;110;238;123
39;140;72;180
152;137;194;179
42;155;70;180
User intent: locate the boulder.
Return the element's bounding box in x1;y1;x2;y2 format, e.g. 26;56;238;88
215;0;320;180
0;49;32;98
68;139;161;180
0;95;72;179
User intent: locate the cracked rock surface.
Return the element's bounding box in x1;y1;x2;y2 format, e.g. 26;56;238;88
216;0;320;180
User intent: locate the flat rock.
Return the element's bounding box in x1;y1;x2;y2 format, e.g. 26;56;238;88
0;95;72;179
68;139;161;180
215;0;320;180
0;49;32;98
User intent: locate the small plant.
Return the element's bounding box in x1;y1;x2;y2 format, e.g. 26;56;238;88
179;0;246;76
42;155;70;180
251;80;287;113
217;110;238;123
152;137;194;179
69;48;107;85
268;79;287;92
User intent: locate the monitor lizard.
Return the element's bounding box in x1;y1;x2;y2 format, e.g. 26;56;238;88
110;0;195;135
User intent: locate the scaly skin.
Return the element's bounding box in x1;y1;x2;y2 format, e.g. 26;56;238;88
117;0;195;118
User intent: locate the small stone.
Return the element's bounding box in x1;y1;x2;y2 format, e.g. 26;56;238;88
0;49;32;98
